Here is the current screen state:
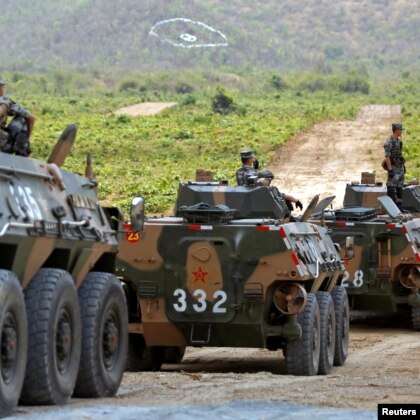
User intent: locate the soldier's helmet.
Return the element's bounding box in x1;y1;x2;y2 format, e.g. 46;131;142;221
0;76;6;86
240;150;255;159
392;123;404;131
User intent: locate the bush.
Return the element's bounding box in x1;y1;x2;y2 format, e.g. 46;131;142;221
298;77;327;92
212;86;235;114
339;77;370;94
119;79;139;92
175;83;194;94
180;94;197;106
270;74;288;90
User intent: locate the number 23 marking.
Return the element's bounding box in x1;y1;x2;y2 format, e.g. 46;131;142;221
173;288;227;313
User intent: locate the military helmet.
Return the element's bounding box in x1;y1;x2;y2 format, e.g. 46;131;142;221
0;76;6;86
392;123;404;131
240;150;255;159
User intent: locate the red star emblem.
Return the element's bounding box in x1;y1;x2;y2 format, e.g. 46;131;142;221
192;266;208;283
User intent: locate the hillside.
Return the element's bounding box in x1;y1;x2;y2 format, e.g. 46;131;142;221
0;0;419;74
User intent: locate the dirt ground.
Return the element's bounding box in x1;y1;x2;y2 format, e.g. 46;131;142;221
114;102;177;116
16;105;419;417
270;104;402;207
119;322;420;410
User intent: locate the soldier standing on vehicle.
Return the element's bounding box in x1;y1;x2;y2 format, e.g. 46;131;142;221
236;150;303;211
0;76;35;156
384;123;405;209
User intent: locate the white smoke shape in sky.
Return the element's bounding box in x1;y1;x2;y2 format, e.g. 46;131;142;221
149;18;228;48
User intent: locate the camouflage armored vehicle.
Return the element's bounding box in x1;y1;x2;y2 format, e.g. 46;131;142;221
116;180;350;377
311;194;420;330
0;126;127;417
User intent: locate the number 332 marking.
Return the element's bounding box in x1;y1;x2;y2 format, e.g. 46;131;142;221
173;288;227;313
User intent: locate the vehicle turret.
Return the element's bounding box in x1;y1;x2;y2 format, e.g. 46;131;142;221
343;172;420;213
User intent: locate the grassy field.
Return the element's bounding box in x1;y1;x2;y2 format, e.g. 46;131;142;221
4;70;419;213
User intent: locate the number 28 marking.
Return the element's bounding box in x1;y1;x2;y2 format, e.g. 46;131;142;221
341;270;364;288
173;288;227;313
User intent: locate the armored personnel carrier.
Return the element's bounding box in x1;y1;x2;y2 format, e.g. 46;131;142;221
311;193;420;330
0;126;127;417
116;180;350;377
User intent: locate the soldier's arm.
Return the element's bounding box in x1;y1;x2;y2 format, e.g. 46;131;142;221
384;140;392;171
283;193;298;203
385;156;392;171
0;103;8;123
26;113;35;138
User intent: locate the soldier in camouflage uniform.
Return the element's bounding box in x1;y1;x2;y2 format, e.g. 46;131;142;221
0;76;35;156
236;150;261;185
236;150;303;211
384;123;405;209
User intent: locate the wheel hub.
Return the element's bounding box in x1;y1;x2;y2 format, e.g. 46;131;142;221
327;314;333;346
1;321;18;382
56;319;72;365
103;318;119;368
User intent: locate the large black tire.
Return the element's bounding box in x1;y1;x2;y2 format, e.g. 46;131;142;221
0;270;27;417
126;334;165;372
73;272;128;398
316;291;336;375
20;269;81;405
412;307;420;331
331;286;349;366
285;293;320;376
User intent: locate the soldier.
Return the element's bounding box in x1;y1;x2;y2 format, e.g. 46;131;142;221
0;76;35;156
384;123;405;209
236;150;303;211
236;150;260;185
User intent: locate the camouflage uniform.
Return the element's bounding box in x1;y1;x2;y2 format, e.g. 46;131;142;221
0;96;32;156
236;164;258;185
384;134;405;208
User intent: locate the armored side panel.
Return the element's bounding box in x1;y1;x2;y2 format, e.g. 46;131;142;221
0;154;117;286
401;185;420;213
118;218;343;346
174;182;290;219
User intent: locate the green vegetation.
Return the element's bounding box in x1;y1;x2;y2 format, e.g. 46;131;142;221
3;69;419;213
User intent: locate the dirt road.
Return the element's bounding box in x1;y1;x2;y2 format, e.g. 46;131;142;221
15;105;419;417
116;323;419;411
270;105;402;207
18;323;419;417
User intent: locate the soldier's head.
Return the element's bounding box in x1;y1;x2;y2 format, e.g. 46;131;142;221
0;76;6;96
240;150;255;165
392;123;404;136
